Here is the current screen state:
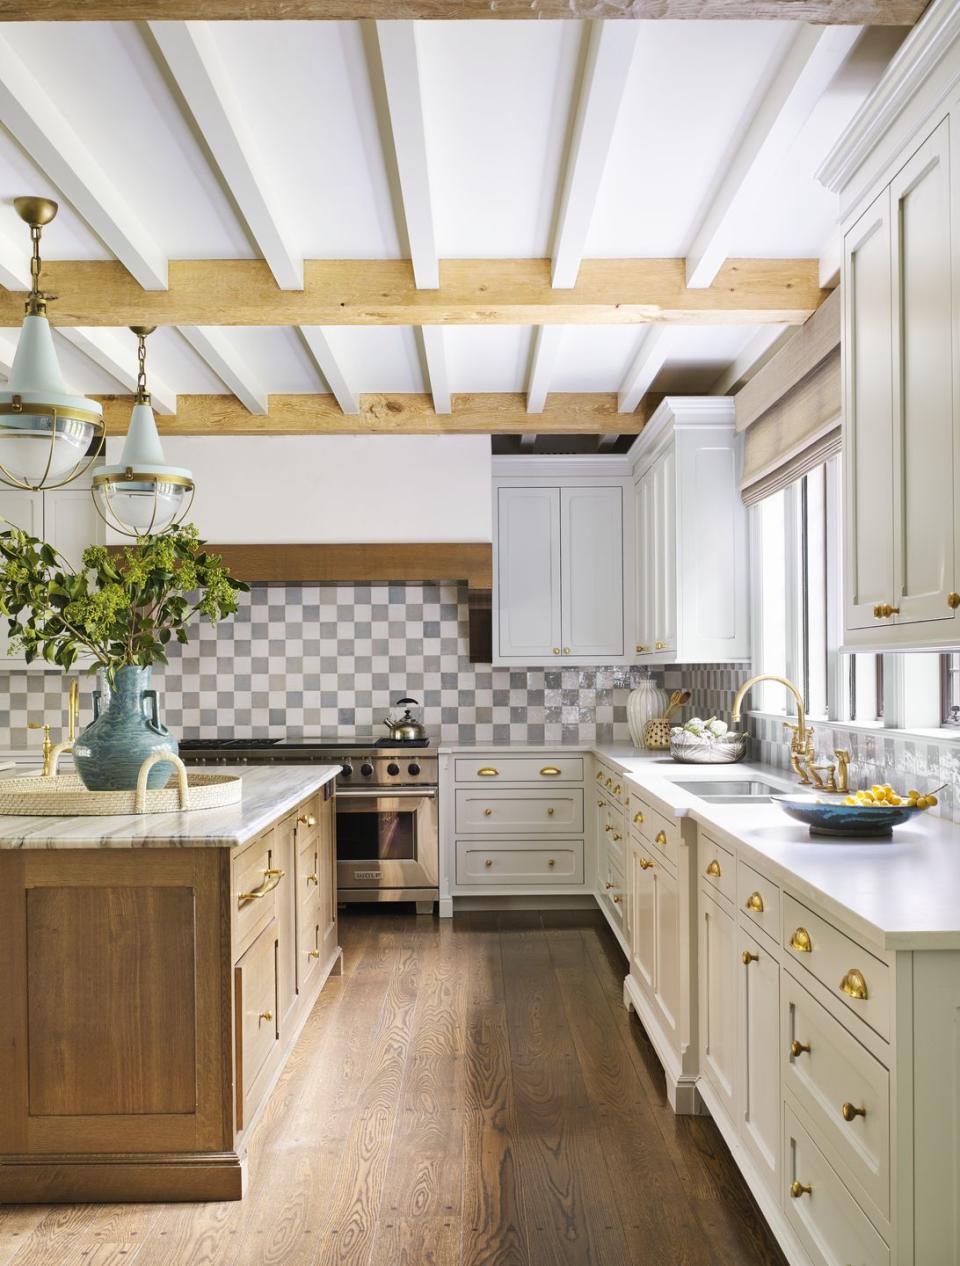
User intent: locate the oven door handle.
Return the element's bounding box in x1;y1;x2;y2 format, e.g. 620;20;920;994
337;788;437;799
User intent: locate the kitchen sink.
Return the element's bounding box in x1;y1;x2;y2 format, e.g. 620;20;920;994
670;778;784;803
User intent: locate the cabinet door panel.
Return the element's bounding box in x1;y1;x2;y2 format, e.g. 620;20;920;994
560;486;624;657
738;927;780;1197
496;487;561;659
44;487;104;570
630;844;656;993
844;191;895;630
274;814;298;1031
654;863;680;1041
891;119;955;625
634;471;654;655
0;489;43;666
700;890;737;1122
653;453;677;653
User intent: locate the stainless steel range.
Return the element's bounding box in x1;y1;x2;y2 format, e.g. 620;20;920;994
180;736;439;912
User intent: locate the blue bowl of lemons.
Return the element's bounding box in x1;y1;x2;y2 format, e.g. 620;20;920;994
774;783;941;839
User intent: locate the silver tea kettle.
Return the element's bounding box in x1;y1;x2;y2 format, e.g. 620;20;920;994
381;696;425;742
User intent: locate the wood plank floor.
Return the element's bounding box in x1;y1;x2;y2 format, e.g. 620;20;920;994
1;909;787;1266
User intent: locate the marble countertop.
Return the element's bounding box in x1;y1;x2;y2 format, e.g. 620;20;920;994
0;764;340;850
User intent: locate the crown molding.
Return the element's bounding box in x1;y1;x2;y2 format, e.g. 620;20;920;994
818;0;960;193
492;454;631;480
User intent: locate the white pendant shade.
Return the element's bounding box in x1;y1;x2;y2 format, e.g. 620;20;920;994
93;399;194;537
0;314;103;489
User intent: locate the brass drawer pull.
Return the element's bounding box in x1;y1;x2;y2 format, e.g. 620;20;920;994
614;783;622;796
633;810;644;824
605;777;613;788
841;1102;866;1122
741;950;759;965
239;868;285;902
638;857;654;870
297;813;317;827
548;858;556;867
540;766;561;776
654;830;667;848
872;603;900;619
611;832;622;842
307;872;319;885
705;859;721;878
478;767;499;777
483;808;493;816
596;771;604;781
258;1009;273;1023
840;968;868;1001
745;891;764;913
308;949;320;960
790;1181;812;1199
790;1039;811;1058
547;807;555;816
790;927;812;953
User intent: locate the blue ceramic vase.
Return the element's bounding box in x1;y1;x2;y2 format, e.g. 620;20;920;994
73;665;178;791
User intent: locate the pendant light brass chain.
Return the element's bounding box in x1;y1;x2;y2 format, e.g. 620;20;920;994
26;224;46;317
136;331;149;403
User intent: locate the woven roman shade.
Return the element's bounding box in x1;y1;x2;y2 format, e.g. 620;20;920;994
736;287;841;506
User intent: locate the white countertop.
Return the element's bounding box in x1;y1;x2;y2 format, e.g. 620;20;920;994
443;739;960;951
0;764;339;850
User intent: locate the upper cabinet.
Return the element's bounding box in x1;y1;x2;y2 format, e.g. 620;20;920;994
630;399;750;666
493;469;631;665
824;16;960;651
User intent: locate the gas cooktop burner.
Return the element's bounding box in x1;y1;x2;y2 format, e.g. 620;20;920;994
374;737;430;748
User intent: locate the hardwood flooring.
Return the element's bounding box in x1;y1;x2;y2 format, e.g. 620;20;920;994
0;908;787;1266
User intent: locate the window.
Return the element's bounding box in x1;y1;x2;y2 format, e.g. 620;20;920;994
942;654;960;727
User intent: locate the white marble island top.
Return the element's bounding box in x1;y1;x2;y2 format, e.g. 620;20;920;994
0;764;340;850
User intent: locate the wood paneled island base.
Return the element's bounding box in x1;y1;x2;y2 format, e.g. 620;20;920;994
0;765;341;1204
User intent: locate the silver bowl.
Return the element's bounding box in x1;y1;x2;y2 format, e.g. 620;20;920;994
669;731;749;764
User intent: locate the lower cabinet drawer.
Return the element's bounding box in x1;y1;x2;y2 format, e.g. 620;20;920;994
699;832;736;906
299;916;322;991
783;894;891;1041
784;1104;889;1266
783;971;890;1220
456;840;584;885
455;756;584;783
234;919;280;1129
737;859;781;946
629;794;680;871
233;827;282;956
455;788;584;834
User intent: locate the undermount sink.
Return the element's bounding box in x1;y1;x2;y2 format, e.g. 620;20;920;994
671;778;784;803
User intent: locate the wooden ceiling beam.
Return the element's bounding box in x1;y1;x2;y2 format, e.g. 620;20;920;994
0;1;924;20
97;390;665;435
0;258;826;327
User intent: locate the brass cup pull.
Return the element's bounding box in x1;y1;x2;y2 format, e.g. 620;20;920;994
790;927;812;953
308;949;320;960
540;766;561;776
307;872;319;885
484;859;493;868
745;891;764;913
741;950;759;965
478;767;499;777
790;1039;811;1058
705;860;722;878
547;807;555;816
654;830;667;848
790;1181;812;1199
596;771;604;781
633;811;644;824
298;813;317;827
638;857;654;870
614;784;622;796
841;1102;866;1122
258;1010;273;1023
840;968;868;1001
605;778;613;788
239;868;285;903
483;808;492;816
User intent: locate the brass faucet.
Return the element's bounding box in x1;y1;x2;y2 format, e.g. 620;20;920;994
27;722;53;777
67;679;79;743
807;748;852;795
731;674;815;786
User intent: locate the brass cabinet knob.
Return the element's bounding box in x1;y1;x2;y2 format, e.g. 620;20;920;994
604;881;615;890
298;813;317;827
841;1102;866;1122
790;1181;812;1199
873;603;900;619
705;859;721;878
484;858;493;868
308;949;320;960
790;927;812;953
562;647;571;654
655;641;667;650
741;950;759;965
540;766;561;776
611;832;622;841
634;811;644;824
840;968;868;1000
612;894;623;904
307;872;319;885
553;647;561;654
745;891;764;913
638;857;654;870
547;807;555;816
635;644;648;653
258;1010;273;1023
548;858;556;867
604;823;613;833
655;830;667;848
597;798;604;807
483;807;492;816
790;1039;811;1058
949;592;960;610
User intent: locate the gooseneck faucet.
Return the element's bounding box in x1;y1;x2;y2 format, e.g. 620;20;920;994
731;673;816;786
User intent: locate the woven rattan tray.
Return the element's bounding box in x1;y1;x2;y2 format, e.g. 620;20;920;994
0;751;242;816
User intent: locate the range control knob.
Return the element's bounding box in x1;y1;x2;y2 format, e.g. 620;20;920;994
360;762;374;777
408;762;421;776
340;764;353;777
387;762;400;776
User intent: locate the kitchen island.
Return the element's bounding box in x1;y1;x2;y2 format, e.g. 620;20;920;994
0;765;341;1205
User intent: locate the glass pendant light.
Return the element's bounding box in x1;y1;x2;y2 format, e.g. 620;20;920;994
0;197;104;490
91;327;195;537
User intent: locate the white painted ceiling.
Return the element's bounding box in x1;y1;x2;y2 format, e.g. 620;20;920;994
0;18;906;420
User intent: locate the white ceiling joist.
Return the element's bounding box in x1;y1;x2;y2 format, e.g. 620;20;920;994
618;327;674;414
299;327;359;415
819;228;842;288
551;22;641;289
0;331;16;380
685;23;862;289
710;324;789;395
178;326;268;414
0;34;168;291
420;327;451;415
526;326;564;414
0;237;31;291
149;20;303;291
58;328;178;415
